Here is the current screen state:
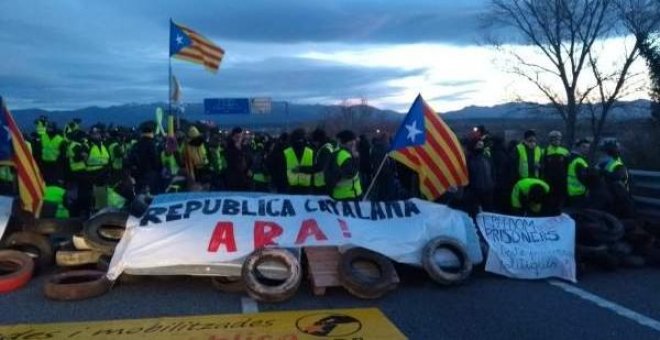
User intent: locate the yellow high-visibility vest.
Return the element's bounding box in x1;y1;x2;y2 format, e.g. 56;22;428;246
284;147;314;187
516;143;541;178
332;149;362;200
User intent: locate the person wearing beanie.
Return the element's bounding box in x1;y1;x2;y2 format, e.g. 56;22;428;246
182;125;210;185
325;130;362;200
566;138;591;208
598;140;629;190
464;133;494;217
542;130;570;208
309;128;335;194
128;122;161;195
598;139;634;218
511;129;542;181
267;132;290;193
225;127;251;191
39;122;65;185
282;128;314;194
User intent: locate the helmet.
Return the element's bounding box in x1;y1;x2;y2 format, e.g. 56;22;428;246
548;130;562;139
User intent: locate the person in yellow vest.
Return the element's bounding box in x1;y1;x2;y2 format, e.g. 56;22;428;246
39;123;66;185
85;127;111;212
161;136;182;192
542;130;570;208
34;116;47;137
207;134;227;190
598;140;629;190
512;130;542;181
598;140;635;218
283;128;314;195
107;128;128;182
250;134;270;192
510;178;551;217
63;118;81;141
43;183;70;219
182;126;210;185
0;164;16;196
310;128;335;195
566;139;591;208
65;130;88;216
326;130;362;201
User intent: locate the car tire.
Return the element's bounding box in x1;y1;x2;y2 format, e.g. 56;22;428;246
82;211;128;255
43;270;111;301
422;236;472;286
0;250;34;293
242;248;301;303
338;247;397;299
24;218;84;235
72;233;92;251
3;231;53;272
56;250;104;267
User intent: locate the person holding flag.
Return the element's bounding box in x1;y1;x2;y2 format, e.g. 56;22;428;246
366;94;468;201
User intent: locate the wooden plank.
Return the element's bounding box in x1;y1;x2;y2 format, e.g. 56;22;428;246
305;246;341;296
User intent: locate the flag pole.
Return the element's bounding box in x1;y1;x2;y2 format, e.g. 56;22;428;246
168;57;173;125
362;153;388;201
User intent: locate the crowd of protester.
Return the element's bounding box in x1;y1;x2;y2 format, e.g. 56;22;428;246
0;116;635;221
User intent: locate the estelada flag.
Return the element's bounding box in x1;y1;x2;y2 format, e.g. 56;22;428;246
389;94;469;200
0;97;45;216
170;20;224;73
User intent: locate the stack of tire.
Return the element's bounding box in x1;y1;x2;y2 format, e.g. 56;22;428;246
566;209;648;270
0;209;127;300
46;210;129;301
0;213;82;294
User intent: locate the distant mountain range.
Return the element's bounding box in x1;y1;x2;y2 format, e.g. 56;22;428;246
10;99;653;131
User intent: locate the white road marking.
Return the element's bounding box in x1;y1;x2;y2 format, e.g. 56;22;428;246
241;296;259;314
549;280;660;332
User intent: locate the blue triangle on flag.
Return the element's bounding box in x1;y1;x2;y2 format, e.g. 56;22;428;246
170;20;193;57
390;94;426;151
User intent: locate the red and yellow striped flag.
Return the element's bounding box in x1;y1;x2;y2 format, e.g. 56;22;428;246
389;95;468;200
0;97;45;216
170;20;224;73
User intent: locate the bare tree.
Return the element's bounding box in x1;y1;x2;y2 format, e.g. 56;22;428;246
484;0;659;144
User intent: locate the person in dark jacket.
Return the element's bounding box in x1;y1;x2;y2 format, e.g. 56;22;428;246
489;135;513;213
225;127;251;191
369;132;397;201
309;128;335;195
129;123;161;194
267;133;289;194
464;133;495;217
358;134;372;190
542;130;570;210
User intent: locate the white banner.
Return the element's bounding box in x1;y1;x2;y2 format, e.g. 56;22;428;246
476;212;576;282
108;193;483;280
0;196;13;241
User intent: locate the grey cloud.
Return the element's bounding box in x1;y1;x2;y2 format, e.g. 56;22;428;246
0;0;489;110
173;57;425;102
429;89;479;102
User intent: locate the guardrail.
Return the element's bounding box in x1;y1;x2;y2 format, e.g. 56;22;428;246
630;169;660;219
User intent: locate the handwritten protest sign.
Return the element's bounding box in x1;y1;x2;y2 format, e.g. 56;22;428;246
108;193;483;280
476;212;576;282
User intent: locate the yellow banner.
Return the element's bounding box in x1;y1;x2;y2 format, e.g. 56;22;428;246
0;308;406;340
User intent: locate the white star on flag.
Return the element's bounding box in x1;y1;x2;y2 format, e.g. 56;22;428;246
405;120;422;142
176;35;184;45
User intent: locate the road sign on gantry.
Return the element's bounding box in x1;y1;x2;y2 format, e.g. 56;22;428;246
204;98;250;115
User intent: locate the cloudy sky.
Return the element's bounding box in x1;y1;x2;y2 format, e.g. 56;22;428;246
0;0;650;113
